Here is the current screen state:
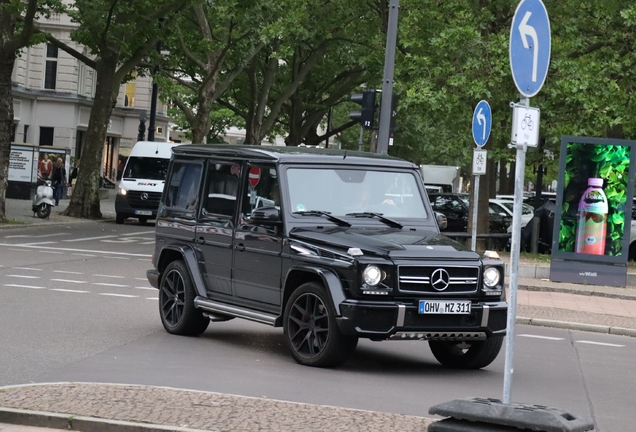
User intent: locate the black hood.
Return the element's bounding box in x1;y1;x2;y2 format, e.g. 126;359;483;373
289;226;479;260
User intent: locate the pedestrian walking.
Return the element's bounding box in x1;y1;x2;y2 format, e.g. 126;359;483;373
51;158;67;206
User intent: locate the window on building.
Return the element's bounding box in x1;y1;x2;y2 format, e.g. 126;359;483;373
23;125;29;143
39;127;54;146
44;43;58;90
124;74;136;107
12;124;16;142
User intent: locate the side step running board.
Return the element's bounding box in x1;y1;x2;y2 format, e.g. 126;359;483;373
194;297;278;326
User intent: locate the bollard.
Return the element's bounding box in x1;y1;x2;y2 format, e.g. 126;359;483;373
428;398;594;432
530;216;540;254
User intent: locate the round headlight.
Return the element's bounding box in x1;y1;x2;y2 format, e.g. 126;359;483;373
118;187;127;196
363;265;383;286
483;267;501;288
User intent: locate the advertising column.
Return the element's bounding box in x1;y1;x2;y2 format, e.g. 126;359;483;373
550;136;636;287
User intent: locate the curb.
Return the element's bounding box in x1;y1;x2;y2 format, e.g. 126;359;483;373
0;407;208;432
517;284;636;301
516;316;636;337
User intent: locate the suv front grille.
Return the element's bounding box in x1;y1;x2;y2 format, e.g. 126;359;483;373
127;191;162;210
398;266;479;294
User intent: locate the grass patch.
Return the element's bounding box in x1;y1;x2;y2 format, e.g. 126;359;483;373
0;220;26;226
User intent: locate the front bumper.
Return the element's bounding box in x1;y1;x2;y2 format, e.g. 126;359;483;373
115;194;158;219
337;299;507;340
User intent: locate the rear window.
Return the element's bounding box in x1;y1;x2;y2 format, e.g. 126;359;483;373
123;156;170;180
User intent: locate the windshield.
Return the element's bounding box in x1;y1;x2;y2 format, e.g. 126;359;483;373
500;201;534;215
286;168;427;219
123;156;170;180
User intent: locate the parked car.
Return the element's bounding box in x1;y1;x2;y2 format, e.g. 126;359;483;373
428;193;511;233
489;199;535;233
147;145;507;369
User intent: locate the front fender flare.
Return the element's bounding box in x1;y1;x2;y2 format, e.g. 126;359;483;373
157;244;207;298
283;265;346;316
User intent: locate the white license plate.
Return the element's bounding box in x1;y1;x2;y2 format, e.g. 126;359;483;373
419;300;471;314
135;210;152;216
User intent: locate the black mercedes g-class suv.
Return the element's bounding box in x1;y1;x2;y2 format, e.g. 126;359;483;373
147;145;507;368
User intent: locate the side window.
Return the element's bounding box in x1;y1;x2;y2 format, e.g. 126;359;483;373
240;165;279;220
202;162;241;218
165;161;202;212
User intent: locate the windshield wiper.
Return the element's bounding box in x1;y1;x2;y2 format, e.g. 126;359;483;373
345;212;403;229
292;210;351;227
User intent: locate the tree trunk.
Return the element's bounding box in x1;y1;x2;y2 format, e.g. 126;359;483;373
62;61;119;219
0;53;15;223
190;75;218;144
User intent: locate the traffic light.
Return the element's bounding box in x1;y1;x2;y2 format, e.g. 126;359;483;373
349;90;377;129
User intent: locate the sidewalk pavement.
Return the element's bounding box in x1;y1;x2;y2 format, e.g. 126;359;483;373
1;196;635;431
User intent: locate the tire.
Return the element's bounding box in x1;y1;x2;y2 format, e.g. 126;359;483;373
159;260;209;336
139;217;148;225
116;213;125;224
283;282;358;367
37;204;51;219
429;336;504;369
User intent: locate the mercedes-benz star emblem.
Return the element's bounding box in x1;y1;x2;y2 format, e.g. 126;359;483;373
140;193;149;201
431;268;450;291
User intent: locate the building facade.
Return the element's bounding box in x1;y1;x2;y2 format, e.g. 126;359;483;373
11;10;171;185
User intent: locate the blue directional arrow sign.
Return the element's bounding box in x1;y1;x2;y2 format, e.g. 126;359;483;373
509;0;551;97
472;100;492;147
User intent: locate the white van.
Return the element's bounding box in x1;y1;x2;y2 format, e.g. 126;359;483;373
115;141;181;224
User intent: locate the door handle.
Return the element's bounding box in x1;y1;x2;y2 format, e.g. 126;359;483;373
197;237;205;245
237;243;245;252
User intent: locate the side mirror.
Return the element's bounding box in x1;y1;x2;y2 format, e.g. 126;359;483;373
251;206;281;224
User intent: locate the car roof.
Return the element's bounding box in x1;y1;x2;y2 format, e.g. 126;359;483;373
172;144;418;169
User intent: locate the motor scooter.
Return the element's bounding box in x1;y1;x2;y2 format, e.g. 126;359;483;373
32;180;54;218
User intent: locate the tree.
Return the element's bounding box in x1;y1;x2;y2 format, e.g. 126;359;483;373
156;0;295;144
221;0;384;145
46;0;188;219
0;0;62;223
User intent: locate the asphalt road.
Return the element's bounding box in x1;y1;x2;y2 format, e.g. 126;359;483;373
1;221;634;431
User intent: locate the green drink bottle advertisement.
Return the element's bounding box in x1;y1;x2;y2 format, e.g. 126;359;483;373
551;136;636;287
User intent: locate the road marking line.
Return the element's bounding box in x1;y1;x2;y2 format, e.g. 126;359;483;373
121;231;154;236
8;248;28;252
93;283;129;287
0;243;151;258
73;253;96;257
40;251;63;254
53;270;83;275
51;279;87;284
13;267;42;271
50;289;89;293
19;241;58;246
576;340;625;348
6;233;70;239
518;334;565;341
135;287;156;290
146;297;158;300
99;293;138;298
135;277;147;281
103;256;129;260
94;274;125;279
7;275;41;279
64;235;118;242
4;284;45;289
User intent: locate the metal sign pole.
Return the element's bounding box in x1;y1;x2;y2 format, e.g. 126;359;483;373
377;0;399;155
471;175;479;251
503;96;529;404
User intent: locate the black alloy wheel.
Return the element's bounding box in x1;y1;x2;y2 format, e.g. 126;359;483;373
283;282;357;368
429;336;504;369
159;260;209;336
